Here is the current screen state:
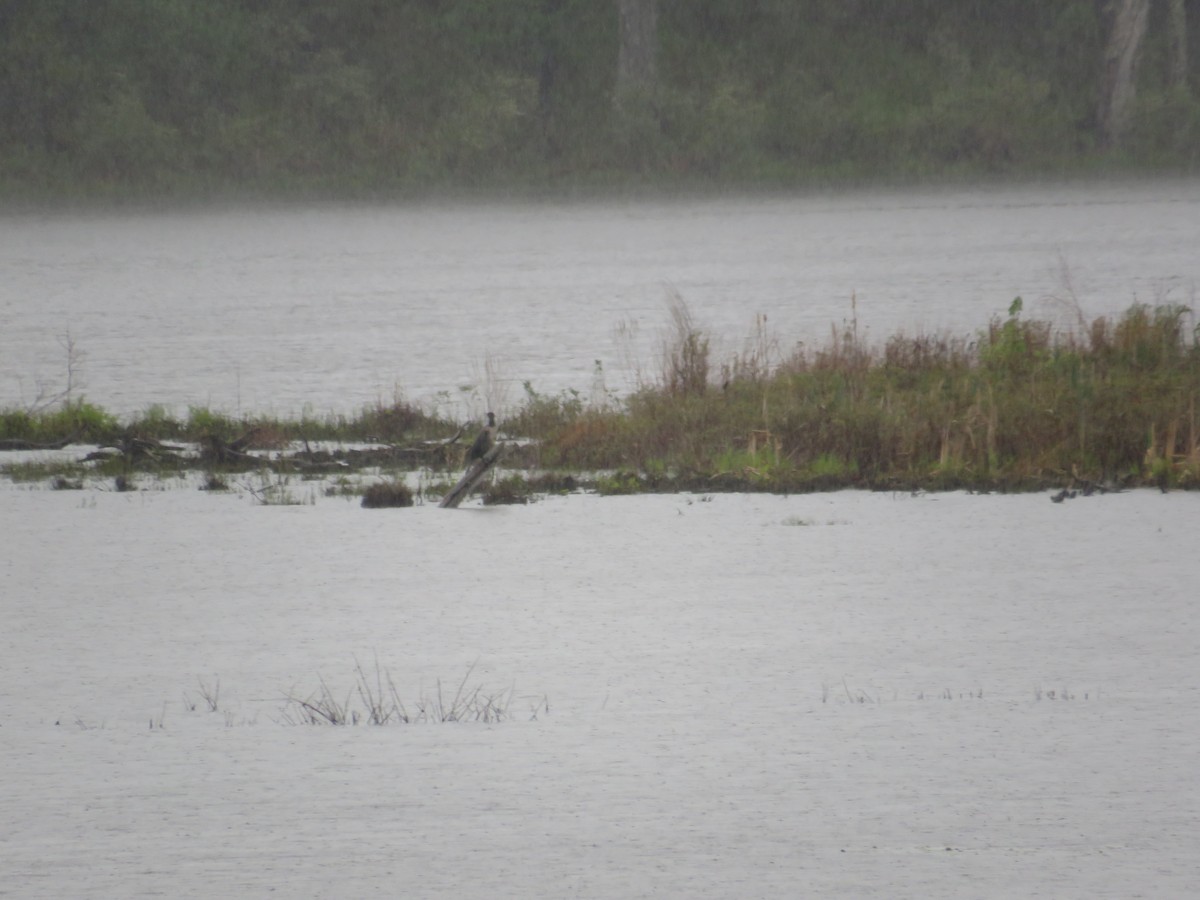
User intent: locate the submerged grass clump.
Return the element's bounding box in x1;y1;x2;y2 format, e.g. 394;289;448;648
360;480;414;508
4;300;1199;495
277;658;526;726
479;477;526;505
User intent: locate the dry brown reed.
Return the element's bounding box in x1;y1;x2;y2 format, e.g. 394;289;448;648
532;298;1200;491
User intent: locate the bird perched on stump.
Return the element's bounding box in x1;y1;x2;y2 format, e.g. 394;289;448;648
466;412;497;464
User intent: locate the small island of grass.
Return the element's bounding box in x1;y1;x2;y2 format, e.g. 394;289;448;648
2;299;1197;501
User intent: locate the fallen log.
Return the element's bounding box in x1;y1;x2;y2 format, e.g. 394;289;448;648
86;435;185;464
0;434;79;451
438;442;509;508
199;428;263;465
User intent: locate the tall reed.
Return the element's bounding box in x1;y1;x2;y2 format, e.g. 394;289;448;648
533;298;1200;490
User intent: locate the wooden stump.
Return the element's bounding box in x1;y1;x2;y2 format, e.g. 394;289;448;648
438;442;509;508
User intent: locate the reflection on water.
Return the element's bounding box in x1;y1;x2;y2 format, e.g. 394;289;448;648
2;180;1198;418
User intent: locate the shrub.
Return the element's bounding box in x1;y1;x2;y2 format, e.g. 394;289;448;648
361;480;414;508
481;475;534;505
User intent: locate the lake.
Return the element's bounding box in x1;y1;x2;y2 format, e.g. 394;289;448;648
3;178;1199;420
1;486;1197;898
2;180;1199;897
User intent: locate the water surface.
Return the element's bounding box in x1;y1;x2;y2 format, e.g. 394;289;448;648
3;179;1198;418
1;487;1196;898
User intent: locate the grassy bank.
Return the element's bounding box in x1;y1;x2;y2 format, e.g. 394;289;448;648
509;298;1200;494
3;300;1198;497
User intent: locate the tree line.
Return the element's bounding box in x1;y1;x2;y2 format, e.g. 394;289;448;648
0;0;1196;198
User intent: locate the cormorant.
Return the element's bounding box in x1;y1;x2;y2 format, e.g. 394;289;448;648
466;412;497;464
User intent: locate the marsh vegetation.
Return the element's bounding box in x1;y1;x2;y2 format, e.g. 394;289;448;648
4;300;1197;499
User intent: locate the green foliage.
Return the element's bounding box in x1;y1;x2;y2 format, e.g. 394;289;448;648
186;406;240;443
1128;87;1200;165
2;460;87;484
74;77;183;184
337;399;432;443
980;296;1050;375
0;400;118;444
808;453;857;479
713;443;794;483
914;70;1077;169
0;0;1195;198
125;404;189;441
595;470;642;496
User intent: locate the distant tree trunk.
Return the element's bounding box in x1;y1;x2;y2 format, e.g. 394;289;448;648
614;0;658;109
536;0;565;120
1166;0;1188;91
1098;0;1151;147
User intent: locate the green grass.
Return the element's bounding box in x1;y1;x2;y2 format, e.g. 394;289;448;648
0;400;120;446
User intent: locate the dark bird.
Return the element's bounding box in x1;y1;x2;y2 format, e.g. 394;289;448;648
466;412;497;464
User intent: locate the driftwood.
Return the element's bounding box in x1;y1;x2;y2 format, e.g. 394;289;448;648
439;442;509;508
86;435;184;464
382;427;467;469
200;429;264;465
0;435;79;451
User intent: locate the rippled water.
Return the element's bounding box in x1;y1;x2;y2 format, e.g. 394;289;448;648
2;487;1197;898
4;179;1199;897
3;179;1198;419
